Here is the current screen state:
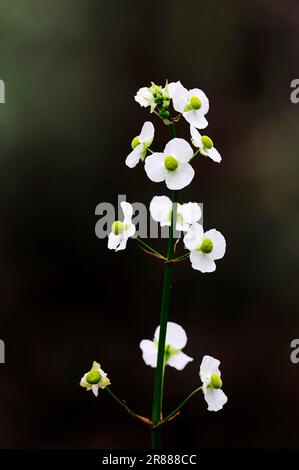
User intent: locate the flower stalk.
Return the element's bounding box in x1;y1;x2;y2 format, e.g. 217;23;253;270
151;123;178;449
105;387;153;426
81;80;228;448
153;386;203;428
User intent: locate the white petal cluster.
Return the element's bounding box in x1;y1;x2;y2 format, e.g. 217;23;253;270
126;121;155;168
169;81;209;129
108;202;136;251
184;223;226;273
150;196;201;232
190;126;221;163
145;138;194;190
140;322;193;370
80;361;110;397
135;82;170;113
200;355;227;412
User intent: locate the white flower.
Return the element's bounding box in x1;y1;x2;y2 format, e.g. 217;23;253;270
190;126;221;163
183;223;226;273
108;202;136;251
80;361;111;397
168;81;209;129
135;83;170;113
135;87;155;109
200;355;227;412
145;138;194;190
140;322;193;370
150;195;201;232
126;122;155;168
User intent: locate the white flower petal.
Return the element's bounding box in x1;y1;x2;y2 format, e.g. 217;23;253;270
125;144;143;168
140;339;157;367
165;163;195;190
167;351;193;370
200;355;221;380
91;385;99;397
204;388;227;412
150;196;172;226
183;223;204;251
188;88;209;114
176;211;189;232
145;153;168;183
91;361;101;370
154;322;188;350
121;201;133;223
183;109;208;129
164;138;193;163
180;202;202;226
190;251;216;272
170;82;188;112
124;223;136;238
108;233;121;250
135;87;152;107
115;235;129;252
207;147;222;163
204;229;226;260
168;80;182;98
190;126;202;147
139;121;155;144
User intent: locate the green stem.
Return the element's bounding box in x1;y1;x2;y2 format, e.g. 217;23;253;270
171;252;190;262
190;148;201;160
151;122;177;449
156;386;203;428
105;387;141;421
134;236;164;258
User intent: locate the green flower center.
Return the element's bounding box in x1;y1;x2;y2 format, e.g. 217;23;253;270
201;136;213;149
86;370;101;384
131;136;140;149
112;221;124;235
210;373;222;389
190;96;202;110
164;156;179;172
200;238;213;254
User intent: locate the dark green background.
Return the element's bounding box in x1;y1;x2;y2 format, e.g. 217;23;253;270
0;0;298;448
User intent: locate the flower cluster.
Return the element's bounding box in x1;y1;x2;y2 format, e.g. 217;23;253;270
81;79;228;438
80;323;227;412
128;81;221;191
106;80;226;272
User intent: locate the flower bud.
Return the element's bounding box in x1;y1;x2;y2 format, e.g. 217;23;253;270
164;156;179;172
112;221;124;235
131;136;140;149
200;238;213;254
190;96;202;110
86;369;101;384
159;109;170;119
201;136;213;149
210;373;222;389
162;98;170;109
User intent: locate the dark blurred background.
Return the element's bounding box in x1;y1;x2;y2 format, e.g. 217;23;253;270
0;0;298;448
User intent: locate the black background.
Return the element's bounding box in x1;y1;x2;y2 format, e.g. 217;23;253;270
0;0;298;448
